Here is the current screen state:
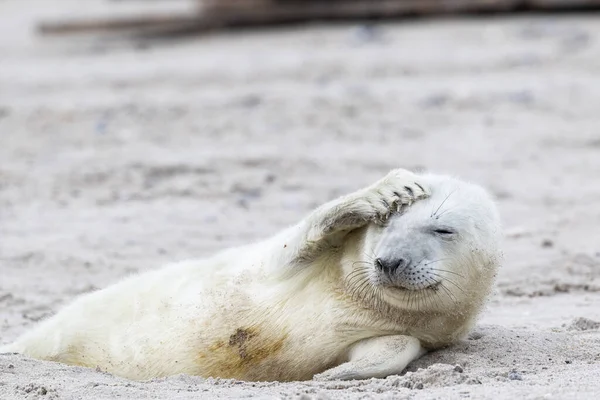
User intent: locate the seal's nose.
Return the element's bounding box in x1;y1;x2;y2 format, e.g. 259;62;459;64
375;256;411;275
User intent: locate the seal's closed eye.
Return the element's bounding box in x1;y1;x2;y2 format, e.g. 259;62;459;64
432;228;455;236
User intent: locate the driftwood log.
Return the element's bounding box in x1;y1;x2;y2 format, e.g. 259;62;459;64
38;0;600;36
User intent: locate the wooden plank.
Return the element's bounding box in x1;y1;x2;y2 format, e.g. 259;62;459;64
205;0;600;15
204;0;520;20
37;14;203;35
37;0;600;36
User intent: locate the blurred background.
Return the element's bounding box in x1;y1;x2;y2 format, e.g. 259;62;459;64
1;0;600;343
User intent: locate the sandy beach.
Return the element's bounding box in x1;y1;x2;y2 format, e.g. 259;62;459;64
1;1;600;398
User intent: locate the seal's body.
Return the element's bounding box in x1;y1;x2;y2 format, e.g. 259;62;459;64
1;169;502;381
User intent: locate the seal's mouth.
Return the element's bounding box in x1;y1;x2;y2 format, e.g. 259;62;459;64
387;280;442;292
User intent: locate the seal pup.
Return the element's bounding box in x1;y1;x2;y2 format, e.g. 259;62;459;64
1;169;502;381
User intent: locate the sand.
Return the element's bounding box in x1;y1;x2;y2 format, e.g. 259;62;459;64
1;1;600;399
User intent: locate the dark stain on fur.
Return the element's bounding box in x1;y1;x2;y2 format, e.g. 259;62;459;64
198;326;289;380
228;328;257;358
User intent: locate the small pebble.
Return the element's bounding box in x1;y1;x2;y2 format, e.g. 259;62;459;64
95;119;108;135
351;24;383;44
420;93;450;108
507;90;535;105
541;239;554;248
0;107;9;118
239;94;262;108
508;370;522;381
265;173;277;184
454;365;464;373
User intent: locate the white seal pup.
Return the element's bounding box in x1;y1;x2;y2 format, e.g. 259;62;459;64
1;169;502;382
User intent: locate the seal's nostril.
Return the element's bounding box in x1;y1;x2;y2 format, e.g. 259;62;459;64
375;257;410;274
396;256;412;272
375;257;394;273
397;258;407;269
375;256;411;274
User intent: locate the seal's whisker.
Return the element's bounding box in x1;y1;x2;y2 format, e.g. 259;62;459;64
346;268;367;277
432;282;446;309
429;272;465;295
425;277;453;304
440;278;465;295
435;204;459;219
352;261;373;267
407;290;415;310
376;287;386;313
362;251;376;262
349;281;363;301
374;288;381;313
424;258;450;266
422;286;433;310
438;283;458;304
345;271;362;288
368;285;379;306
431;188;457;218
349;276;370;302
345;270;370;286
346;276;367;289
357;279;374;303
345;274;363;286
368;249;378;259
402;287;410;307
346;267;368;276
346;263;369;275
346;270;368;281
425;281;443;310
347;272;368;290
428;285;443;310
429;268;465;279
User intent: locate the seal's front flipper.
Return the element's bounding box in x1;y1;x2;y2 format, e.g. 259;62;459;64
274;169;429;272
313;335;425;381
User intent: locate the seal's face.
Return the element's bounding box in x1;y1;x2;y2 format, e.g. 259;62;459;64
359;175;502;311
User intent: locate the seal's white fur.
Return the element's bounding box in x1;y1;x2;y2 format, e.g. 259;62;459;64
1;169;502;382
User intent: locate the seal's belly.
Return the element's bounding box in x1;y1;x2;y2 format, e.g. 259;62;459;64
195;325;341;382
31;259;353;381
190;282;353;381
